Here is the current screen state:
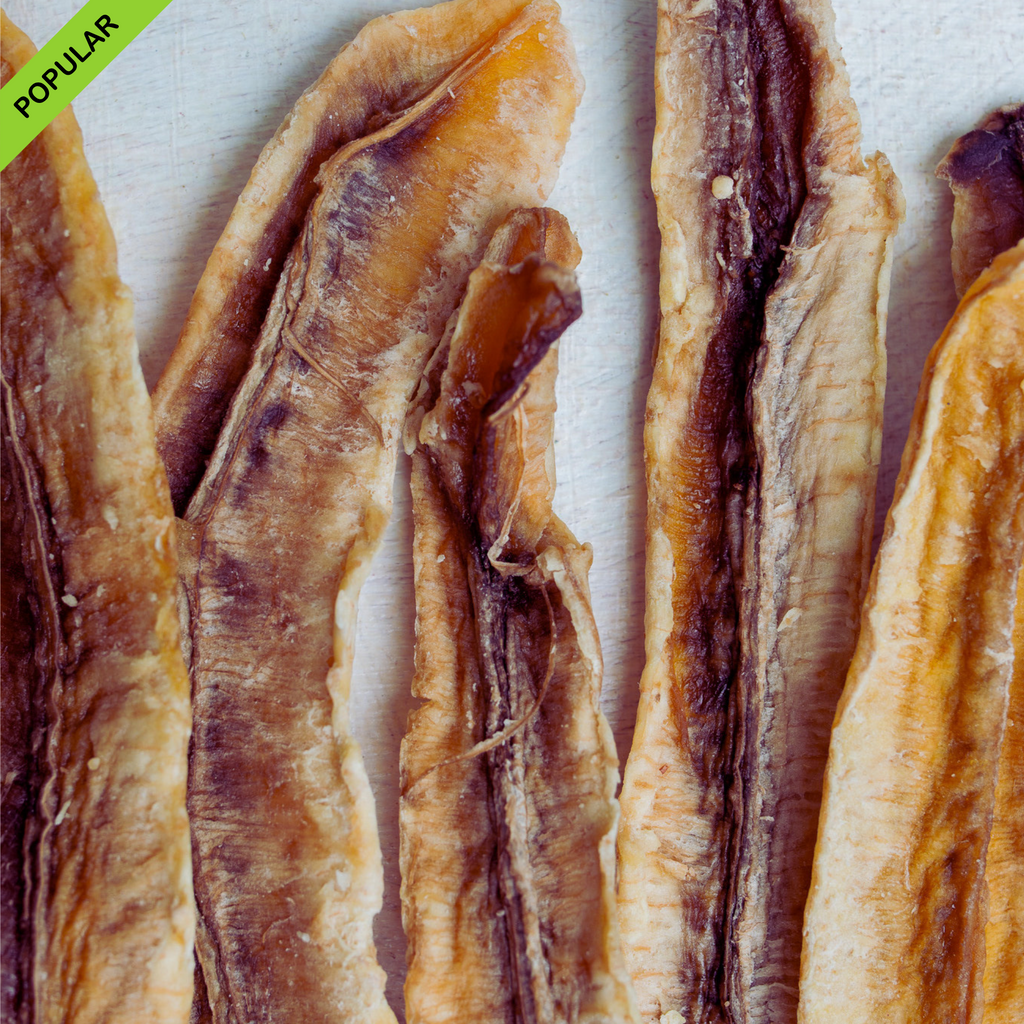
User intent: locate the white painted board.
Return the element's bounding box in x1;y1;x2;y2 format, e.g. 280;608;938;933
5;0;1021;1016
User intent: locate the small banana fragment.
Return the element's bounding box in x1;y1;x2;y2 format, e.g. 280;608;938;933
937;103;1023;298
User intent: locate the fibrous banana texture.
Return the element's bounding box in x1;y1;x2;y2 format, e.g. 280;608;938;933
175;6;582;1022
937;103;1023;298
401;208;638;1024
152;0;541;512
984;568;1024;1024
937;114;1024;1024
616;2;902;1022
943;110;1024;1024
800;240;1024;1024
1;12;194;1024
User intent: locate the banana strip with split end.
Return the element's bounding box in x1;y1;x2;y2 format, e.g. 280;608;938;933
177;8;582;1022
1;13;194;1024
153;0;540;512
400;208;638;1024
937;103;1023;299
938;114;1024;1024
617;1;903;1022
800;241;1024;1024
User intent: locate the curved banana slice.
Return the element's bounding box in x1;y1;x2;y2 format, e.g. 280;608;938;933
939;108;1024;1024
177;8;582;1021
800;242;1024;1024
1;13;193;1024
153;0;541;511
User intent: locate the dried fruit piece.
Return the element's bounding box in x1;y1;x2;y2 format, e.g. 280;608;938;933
799;241;1024;1024
1;12;193;1024
937;104;1024;298
152;0;536;512
401;208;638;1024
939;114;1024;1024
177;8;582;1021
617;2;902;1021
984;572;1024;1024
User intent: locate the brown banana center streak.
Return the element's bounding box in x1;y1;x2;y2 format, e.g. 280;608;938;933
682;0;809;1009
1;375;67;1024
415;449;559;1024
415;266;581;1024
474;552;560;1024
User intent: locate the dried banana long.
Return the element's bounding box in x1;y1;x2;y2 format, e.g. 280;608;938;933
177;7;581;1021
617;2;902;1022
940;112;1024;1024
1;13;193;1024
984;571;1024;1024
401;208;638;1024
799;241;1024;1024
152;0;537;511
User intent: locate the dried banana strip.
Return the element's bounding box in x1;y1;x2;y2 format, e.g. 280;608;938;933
940;115;1024;1024
177;9;581;1022
984;572;1024;1024
800;241;1024;1024
617;1;902;1022
152;0;536;512
937;103;1023;298
401;208;638;1024
1;12;193;1024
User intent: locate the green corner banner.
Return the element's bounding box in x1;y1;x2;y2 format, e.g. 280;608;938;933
1;0;175;171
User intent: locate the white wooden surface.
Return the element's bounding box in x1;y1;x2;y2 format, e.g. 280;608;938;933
6;0;1021;1016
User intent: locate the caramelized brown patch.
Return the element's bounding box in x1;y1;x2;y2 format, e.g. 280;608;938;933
0;402;55;1024
938;104;1024;296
